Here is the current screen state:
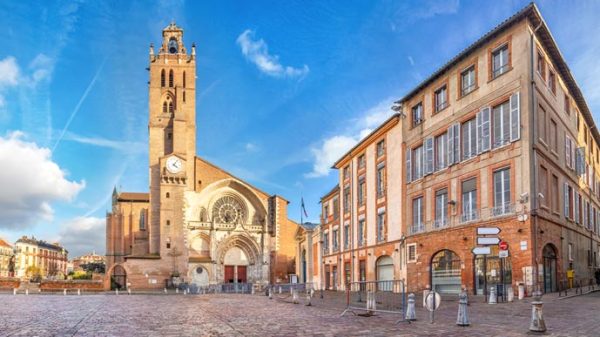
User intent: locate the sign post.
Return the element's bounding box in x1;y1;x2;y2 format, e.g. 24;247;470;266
425;291;441;324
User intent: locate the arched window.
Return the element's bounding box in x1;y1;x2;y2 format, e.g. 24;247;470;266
166;192;170;198
431;249;461;294
168;102;174;113
161;69;165;87
139;209;146;230
183;71;186;88
162;101;167;113
183;91;186;102
169;70;174;87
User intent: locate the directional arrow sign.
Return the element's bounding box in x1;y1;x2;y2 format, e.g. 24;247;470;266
477;237;500;245
477;227;501;235
472;246;491;255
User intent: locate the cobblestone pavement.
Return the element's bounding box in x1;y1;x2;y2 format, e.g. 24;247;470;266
0;290;598;337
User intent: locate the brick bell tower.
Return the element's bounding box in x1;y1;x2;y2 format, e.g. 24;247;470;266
148;23;196;276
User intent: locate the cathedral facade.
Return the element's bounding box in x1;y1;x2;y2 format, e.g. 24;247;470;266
105;23;298;290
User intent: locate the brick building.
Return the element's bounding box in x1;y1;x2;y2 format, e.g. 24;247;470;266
313;3;600;296
105;23;298;290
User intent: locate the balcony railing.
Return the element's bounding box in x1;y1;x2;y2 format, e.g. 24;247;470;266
460;210;479;223
491;203;515;217
433;218;449;229
410;223;425;234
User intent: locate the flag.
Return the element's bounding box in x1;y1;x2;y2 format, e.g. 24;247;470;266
301;197;309;218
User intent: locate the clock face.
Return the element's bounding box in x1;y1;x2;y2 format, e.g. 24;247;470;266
168;39;178;54
166;156;182;173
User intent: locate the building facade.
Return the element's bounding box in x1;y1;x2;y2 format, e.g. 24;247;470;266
14;236;68;280
71;251;106;272
312;3;600;296
105;23;298;290
0;238;14;277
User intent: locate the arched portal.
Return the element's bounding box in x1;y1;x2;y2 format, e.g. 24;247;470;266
216;235;260;284
376;255;394;291
223;247;248;283
542;244;558;293
111;265;127;290
431;249;461;294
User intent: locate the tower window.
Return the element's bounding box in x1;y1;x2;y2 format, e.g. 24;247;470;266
166;192;170;198
163;102;167;113
183;91;186;102
166;220;170;226
169;70;174;87
166;243;171;249
168;102;174;113
161;70;165;87
183;71;186;88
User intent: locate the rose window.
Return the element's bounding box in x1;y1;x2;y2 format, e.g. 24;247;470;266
212;196;246;224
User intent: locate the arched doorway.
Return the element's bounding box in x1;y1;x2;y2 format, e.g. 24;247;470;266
376;255;394;291
223;247;249;283
431;250;461;294
542;244;558;293
192;266;209;287
111;265;127;290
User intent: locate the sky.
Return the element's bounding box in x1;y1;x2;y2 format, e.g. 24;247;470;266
1;0;600;258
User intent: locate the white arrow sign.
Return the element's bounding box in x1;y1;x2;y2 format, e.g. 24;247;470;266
477;227;501;235
477;237;500;245
472;246;491;255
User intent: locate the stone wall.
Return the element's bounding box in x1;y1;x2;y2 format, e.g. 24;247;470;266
40;280;104;291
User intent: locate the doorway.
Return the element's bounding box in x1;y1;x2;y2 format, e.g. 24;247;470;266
474;246;512;297
431;250;461;294
542;244;557;293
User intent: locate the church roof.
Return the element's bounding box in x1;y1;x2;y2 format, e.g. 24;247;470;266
117;192;149;202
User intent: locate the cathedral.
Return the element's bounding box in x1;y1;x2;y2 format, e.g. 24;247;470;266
105;23;298;290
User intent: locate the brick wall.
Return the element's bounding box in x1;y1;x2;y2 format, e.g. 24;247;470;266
0;278;20;289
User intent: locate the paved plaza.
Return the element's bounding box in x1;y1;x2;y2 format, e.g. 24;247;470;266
0;291;599;337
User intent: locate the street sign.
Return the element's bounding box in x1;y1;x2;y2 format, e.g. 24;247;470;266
425;291;441;311
499;250;509;258
477;227;501;235
499;241;509;250
472;246;491;255
477;237;500;245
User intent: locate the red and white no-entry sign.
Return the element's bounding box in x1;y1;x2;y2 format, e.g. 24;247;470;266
499;241;509;250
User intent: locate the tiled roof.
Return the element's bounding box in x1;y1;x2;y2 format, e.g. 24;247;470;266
117;192;149;202
0;238;12;248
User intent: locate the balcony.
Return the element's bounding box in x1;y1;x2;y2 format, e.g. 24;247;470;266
491;203;515;217
460;210;479;224
410;223;425;234
433;218;449;229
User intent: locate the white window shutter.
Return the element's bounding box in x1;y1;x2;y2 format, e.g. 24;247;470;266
565;136;571;169
447;125;455;165
453;123;460;164
564;183;569;218
425;137;434;175
571;142;576;169
476;110;482;153
481;107;491;152
575;194;580;224
406;147;412;183
510;92;521;142
576;148;585;176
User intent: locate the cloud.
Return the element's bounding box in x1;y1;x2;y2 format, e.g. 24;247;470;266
62;131;146;154
414;0;460;19
236;29;309;78
0;131;85;229
306;98;396;178
0;56;20;87
245;142;259;152
56;216;105;257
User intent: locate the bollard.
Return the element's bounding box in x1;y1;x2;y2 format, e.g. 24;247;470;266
77;289;81;296
456;290;470;326
518;283;525;300
128;288;131;295
507;286;514;302
251;286;255;295
305;290;312;306
292;288;299;304
116;289;119;296
366;290;376;314
176;288;179;294
183;289;187;295
405;293;416;321
268;286;273;299
64;289;67;296
164;288;168;294
488;286;497;304
25;289;29;296
529;291;546;332
13;288;17;296
278;286;282;294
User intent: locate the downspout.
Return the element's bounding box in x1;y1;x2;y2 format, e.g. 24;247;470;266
529;18;543;294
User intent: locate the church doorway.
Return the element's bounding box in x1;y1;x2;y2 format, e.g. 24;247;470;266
111;265;127;290
223;247;249;283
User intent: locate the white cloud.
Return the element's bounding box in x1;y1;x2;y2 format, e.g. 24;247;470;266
414;0;460;19
0;131;85;229
306;98;396;178
236;29;309;78
0;56;20;87
245;142;259;152
62;131;146;154
56;216;105;257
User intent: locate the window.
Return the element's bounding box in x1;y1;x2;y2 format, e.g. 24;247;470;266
412;103;423;127
343;223;349;249
166;220;171;226
358;177;365;206
550;119;558;152
343;186;350;213
461;65;476;96
565;135;575;170
539;166;548;207
537;51;545;79
413;145;424;180
538;105;547;142
412;197;424;233
461;178;477;222
323;232;329;253
332;228;339;251
552;175;559;213
358;155;365;169
493;168;511;216
435;132;447;170
548;71;556;94
492;44;509;78
462;119;477;160
183;91;186;102
163;101;167;113
333;197;339;220
377;211;385;242
377;140;385;157
161;69;166;87
169;69;174;87
492;101;510;148
169;101;174;114
343;166;350;180
434;85;448;112
434;188;448;228
344;262;351;285
183;71;186;88
564;95;570;115
407;244;417;263
376;165;385;197
357;219;365;247
323;204;329;219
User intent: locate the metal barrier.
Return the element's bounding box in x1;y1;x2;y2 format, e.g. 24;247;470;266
270;283;314;304
558;278;597;297
194;283;254;294
341;280;407;322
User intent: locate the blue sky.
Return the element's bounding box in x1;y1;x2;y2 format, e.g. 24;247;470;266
1;0;599;257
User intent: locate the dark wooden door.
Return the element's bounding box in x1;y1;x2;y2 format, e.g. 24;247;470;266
237;266;247;283
224;265;235;283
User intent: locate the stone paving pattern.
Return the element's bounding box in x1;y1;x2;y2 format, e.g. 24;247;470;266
1;291;599;336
